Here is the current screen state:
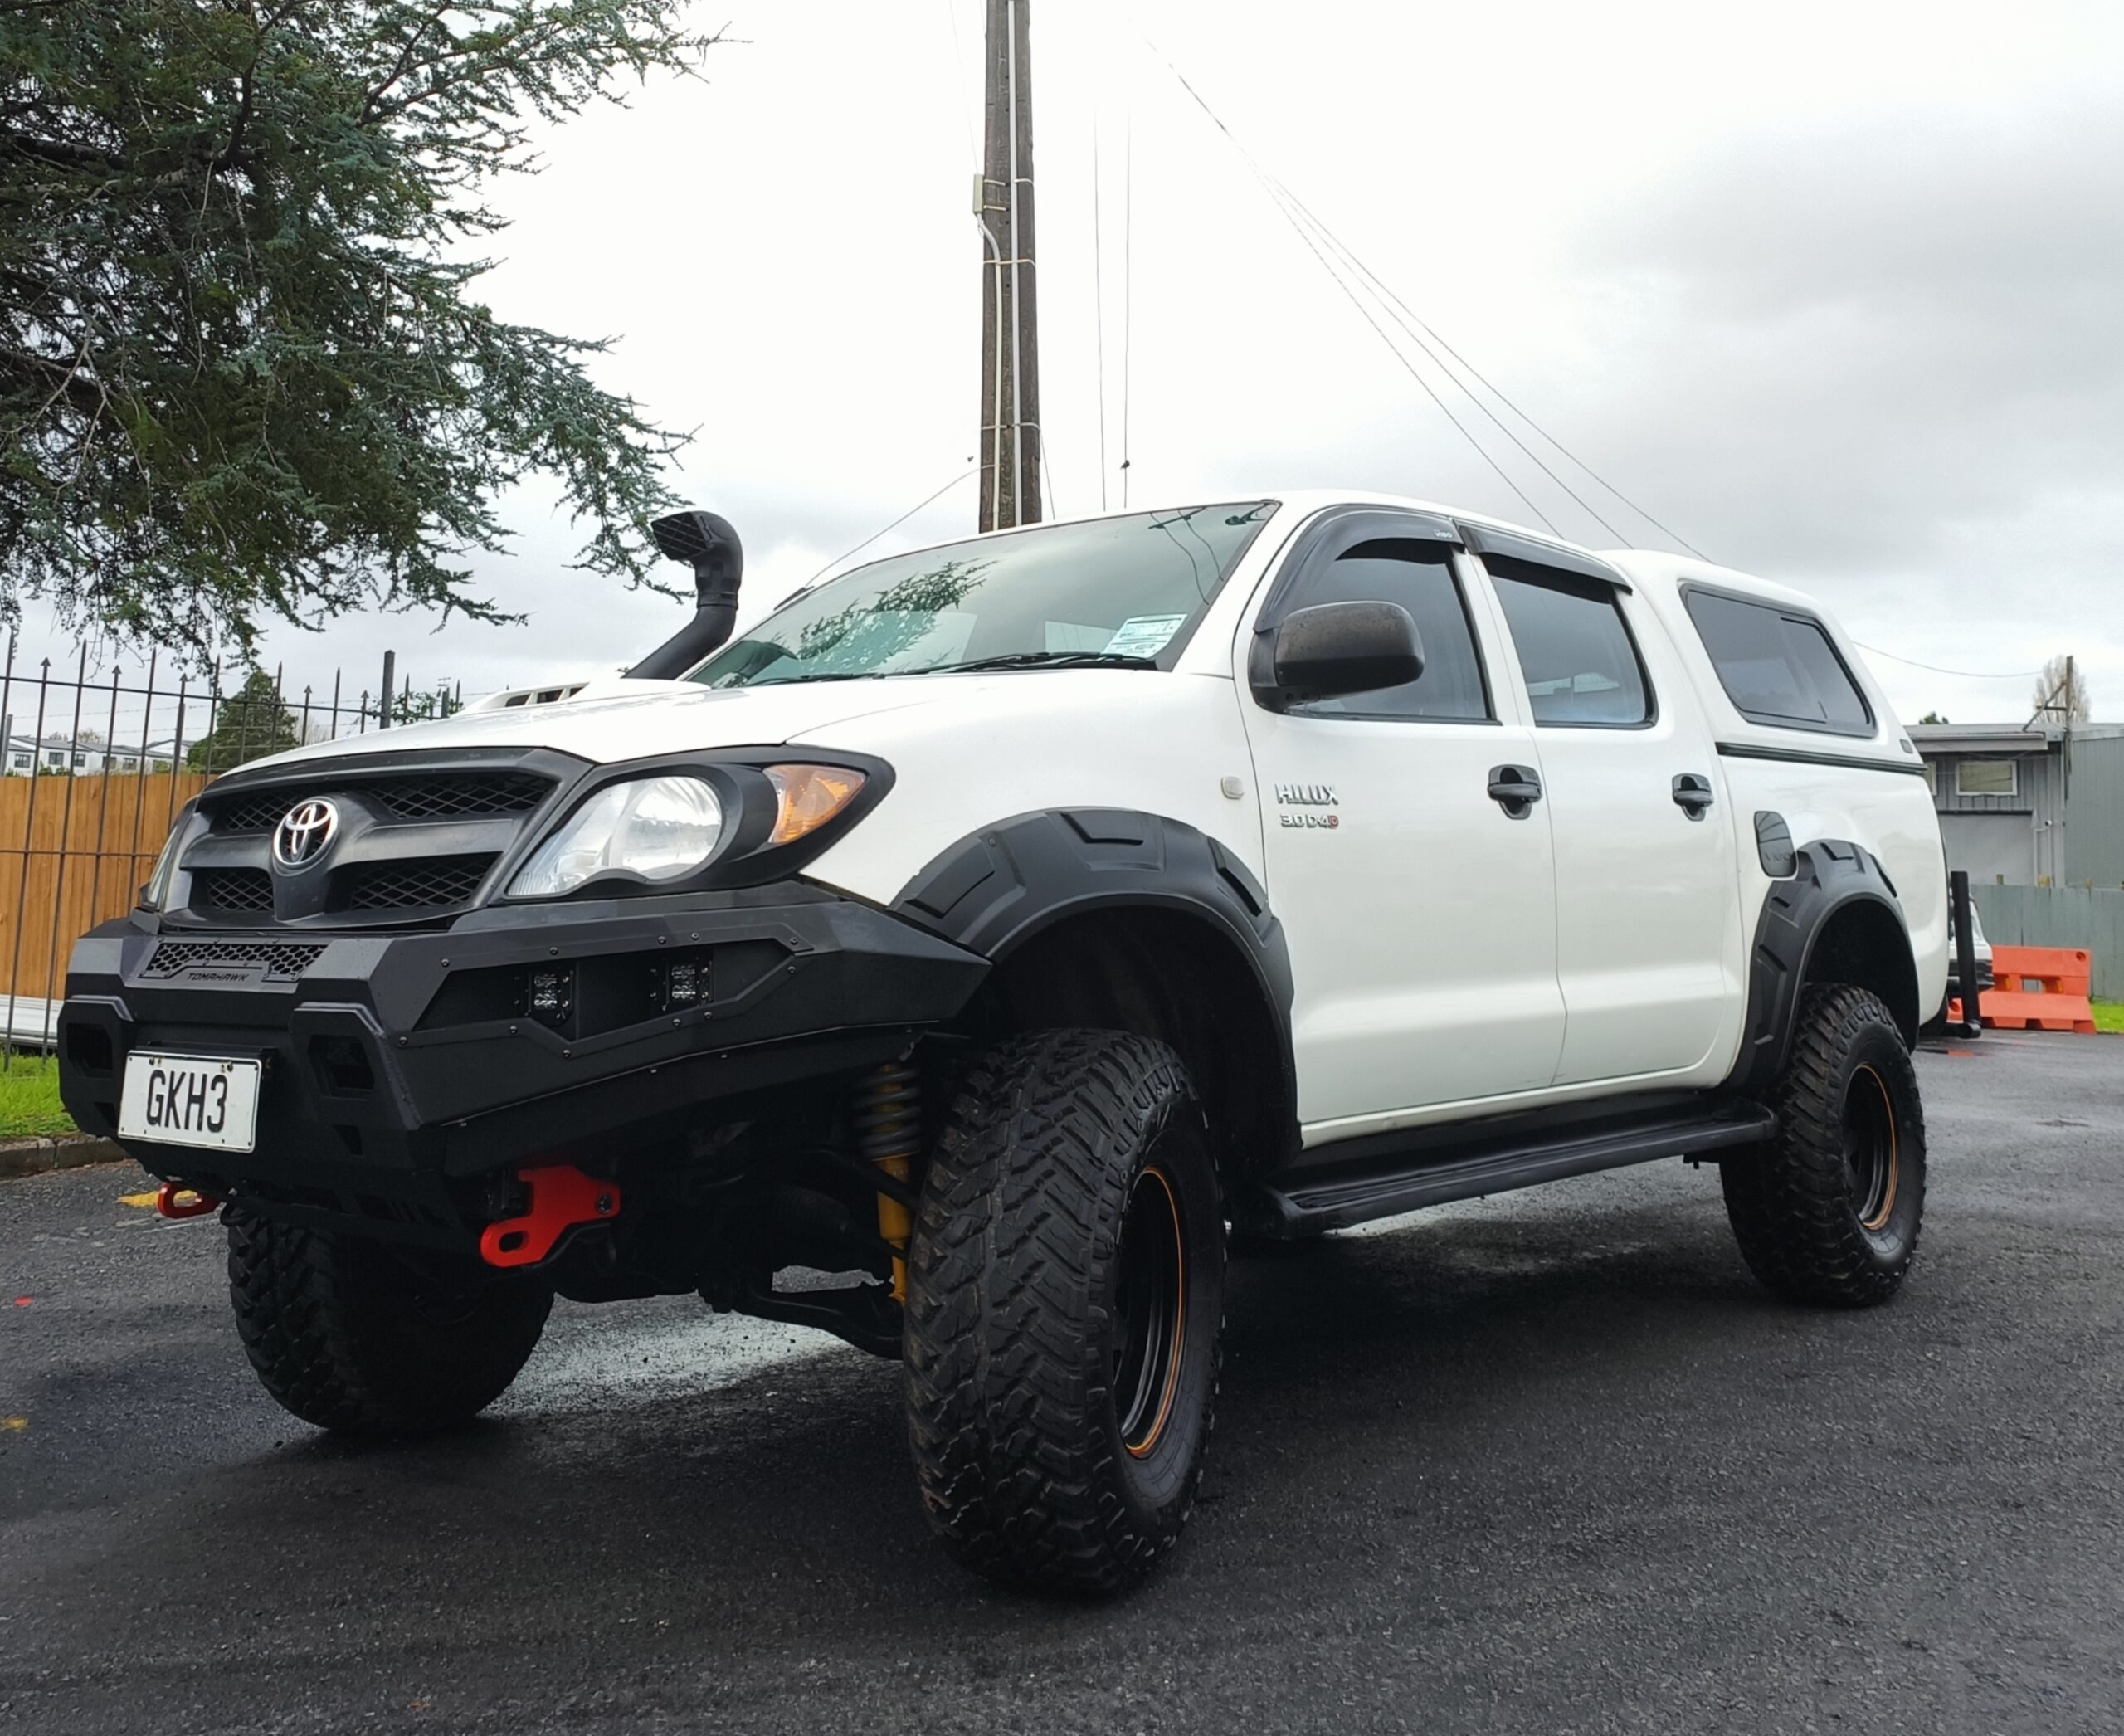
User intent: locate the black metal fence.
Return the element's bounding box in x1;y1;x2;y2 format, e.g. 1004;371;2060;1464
0;637;459;1051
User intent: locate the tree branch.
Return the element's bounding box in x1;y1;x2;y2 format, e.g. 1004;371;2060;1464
0;129;128;173
357;2;456;127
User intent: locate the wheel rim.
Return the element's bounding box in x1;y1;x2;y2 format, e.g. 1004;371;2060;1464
1113;1164;1187;1458
1844;1064;1900;1232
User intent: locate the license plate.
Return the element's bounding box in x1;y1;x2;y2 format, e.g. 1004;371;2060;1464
119;1053;261;1153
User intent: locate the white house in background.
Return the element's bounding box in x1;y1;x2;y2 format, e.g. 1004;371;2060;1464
2;734;183;776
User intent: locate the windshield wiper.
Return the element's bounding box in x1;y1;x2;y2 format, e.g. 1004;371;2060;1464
738;671;898;685
925;651;1162;675
728;651;1160;688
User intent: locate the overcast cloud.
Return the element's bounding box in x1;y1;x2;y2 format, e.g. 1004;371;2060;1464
37;0;2122;726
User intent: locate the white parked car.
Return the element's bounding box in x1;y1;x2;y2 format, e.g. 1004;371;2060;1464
1951;900;1995;992
61;491;1948;1593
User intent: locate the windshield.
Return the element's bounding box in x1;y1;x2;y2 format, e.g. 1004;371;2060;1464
689;501;1276;688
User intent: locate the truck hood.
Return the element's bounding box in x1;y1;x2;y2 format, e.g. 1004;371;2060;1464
251;677;952;769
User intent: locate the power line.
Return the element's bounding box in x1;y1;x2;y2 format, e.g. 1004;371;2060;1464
1140;32;1707;558
1093;119;1108;511
1852;643;2044;680
1255;175;1565;536
1282;199;1632;546
1339;251;1707;558
1142;40;1558;535
1120;113;1133;510
940;0;980;168
801;466;978;589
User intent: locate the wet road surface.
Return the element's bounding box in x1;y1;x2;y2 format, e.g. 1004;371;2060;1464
3;1035;2121;1734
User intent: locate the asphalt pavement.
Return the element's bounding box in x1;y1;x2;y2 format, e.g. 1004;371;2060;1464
3;1035;2121;1735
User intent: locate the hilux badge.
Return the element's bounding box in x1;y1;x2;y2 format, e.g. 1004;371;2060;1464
1274;783;1340;829
272;798;339;869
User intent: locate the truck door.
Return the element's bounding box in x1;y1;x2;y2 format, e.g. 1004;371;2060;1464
1474;549;1738;1085
1237;509;1566;1130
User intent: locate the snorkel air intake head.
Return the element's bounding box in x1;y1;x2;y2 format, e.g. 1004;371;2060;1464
626;510;745;680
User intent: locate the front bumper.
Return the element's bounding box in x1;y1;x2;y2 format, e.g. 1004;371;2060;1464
58;885;987;1227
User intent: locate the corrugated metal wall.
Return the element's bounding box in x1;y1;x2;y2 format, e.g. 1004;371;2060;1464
2063;734;2124;888
1926;748;2062;883
1970;883;2124;997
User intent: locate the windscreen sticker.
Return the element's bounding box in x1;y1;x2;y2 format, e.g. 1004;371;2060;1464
1103;614;1189;658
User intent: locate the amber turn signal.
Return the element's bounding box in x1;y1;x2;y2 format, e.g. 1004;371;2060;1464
763;764;868;846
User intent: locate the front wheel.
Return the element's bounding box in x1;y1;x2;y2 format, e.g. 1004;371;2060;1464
227;1210;553;1436
903;1029;1225;1595
1722;983;1927;1307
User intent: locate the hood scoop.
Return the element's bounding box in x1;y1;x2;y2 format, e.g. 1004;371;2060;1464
484;681;592;710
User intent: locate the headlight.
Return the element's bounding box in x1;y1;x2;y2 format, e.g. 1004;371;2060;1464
509;776;727;898
506;762;874;901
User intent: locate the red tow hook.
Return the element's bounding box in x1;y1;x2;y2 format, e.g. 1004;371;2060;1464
155;1183;222;1220
479;1165;621;1269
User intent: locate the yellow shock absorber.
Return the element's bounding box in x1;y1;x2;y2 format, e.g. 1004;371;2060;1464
856;1061;919;1300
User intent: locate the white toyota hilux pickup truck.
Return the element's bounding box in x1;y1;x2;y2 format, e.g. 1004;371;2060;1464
60;490;1948;1594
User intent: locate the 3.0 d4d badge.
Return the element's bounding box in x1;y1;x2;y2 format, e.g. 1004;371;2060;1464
1275;783;1339;828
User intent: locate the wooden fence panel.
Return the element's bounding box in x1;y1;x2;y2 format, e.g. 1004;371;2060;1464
0;773;213;1003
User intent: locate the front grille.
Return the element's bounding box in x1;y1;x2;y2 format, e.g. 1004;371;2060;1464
344;856;494;912
365;772;551;822
213;791;292;834
206;771;552;833
142;939;324;980
192;867;275;912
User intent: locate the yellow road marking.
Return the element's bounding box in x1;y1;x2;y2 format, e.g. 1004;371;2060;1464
119;1190;160;1209
2;1417;26;1433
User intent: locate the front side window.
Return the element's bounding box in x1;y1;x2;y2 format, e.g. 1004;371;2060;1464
1683;588;1873;735
1279;539;1491;721
1487;564;1651;726
692;502;1275;688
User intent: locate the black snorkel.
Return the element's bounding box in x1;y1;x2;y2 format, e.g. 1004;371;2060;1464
626;510;745;680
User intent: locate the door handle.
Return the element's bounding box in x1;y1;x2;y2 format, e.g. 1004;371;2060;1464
1672;773;1715;818
1488;764;1542;818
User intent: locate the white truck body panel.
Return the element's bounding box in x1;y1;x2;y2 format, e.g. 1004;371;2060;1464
224;491;1948;1150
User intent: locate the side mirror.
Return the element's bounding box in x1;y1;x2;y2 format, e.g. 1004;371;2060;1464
1253;600;1425;709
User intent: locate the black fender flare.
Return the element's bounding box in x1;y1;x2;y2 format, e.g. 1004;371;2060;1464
890;805;1296;1088
1727;838;1917;1096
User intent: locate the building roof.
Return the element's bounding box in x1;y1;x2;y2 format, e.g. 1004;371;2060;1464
1910;722;2124;754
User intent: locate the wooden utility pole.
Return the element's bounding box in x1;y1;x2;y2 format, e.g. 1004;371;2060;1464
976;0;1041;532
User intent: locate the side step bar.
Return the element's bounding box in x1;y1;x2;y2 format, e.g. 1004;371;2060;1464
1250;1100;1778;1238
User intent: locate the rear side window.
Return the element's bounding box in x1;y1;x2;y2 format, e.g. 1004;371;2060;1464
1281;539;1491;722
1487;566;1651;726
1683;589;1873;736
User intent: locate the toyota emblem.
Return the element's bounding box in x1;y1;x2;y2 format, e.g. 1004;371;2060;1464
272;798;340;869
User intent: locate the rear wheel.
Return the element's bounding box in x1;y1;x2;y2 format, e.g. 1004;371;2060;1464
1722;983;1926;1306
904;1029;1224;1594
227;1210;553;1436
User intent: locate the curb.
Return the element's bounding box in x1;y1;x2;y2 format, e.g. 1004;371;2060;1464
0;1133;128;1180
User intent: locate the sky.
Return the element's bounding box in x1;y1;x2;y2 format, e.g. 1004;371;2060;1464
35;0;2124;725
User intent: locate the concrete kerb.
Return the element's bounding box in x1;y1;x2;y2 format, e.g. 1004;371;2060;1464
0;1134;127;1180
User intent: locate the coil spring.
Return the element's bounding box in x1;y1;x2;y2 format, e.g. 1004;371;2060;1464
855;1061;921;1163
856;1061;919;1300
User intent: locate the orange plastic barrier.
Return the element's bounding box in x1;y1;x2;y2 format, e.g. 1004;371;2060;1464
1977;944;2096;1034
